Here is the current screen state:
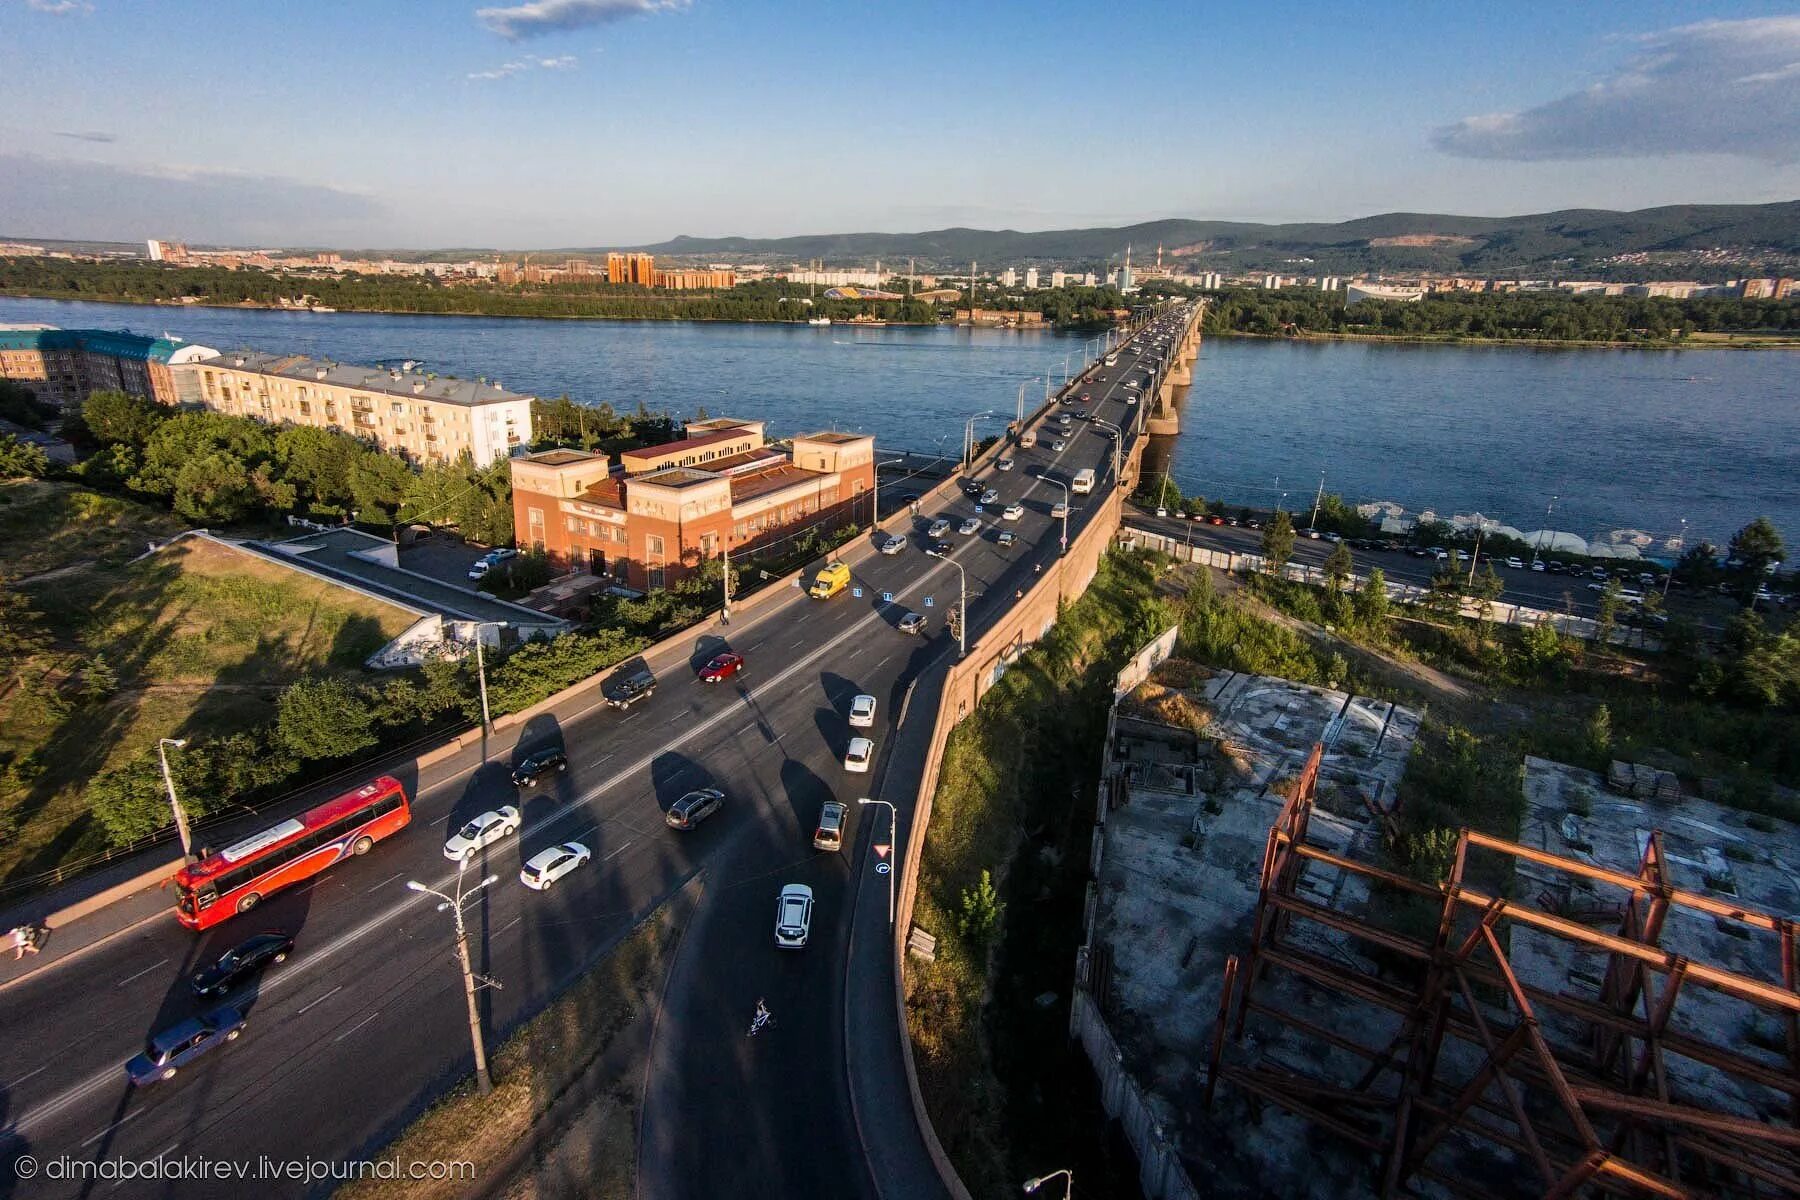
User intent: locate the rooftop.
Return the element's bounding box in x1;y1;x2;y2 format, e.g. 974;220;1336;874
795;430;872;445
729;463;814;504
0;325;195;361
199;350;535;407
621;428;758;462
524;449;599;467
632;466;721;490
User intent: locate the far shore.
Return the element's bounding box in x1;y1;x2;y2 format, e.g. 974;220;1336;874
1208;327;1800;352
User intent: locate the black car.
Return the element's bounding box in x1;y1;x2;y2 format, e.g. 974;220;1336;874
603;662;657;710
932;539;953;555
962;480;984;497
512;746;567;787
190;932;294;1000
665;788;725;830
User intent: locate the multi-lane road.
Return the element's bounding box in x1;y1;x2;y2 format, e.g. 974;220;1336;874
0;307;1195;1198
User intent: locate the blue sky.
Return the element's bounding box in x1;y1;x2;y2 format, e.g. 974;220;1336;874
2;0;1797;247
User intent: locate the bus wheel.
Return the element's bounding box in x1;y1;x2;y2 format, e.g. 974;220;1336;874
352;836;374;856
237;893;261;913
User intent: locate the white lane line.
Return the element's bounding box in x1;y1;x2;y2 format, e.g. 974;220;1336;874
115;958;168;988
80;1109;140;1148
335;1009;383;1043
5;1063;50;1089
111;1141;183;1190
790;636;806;648
847;645;866;660
603;839;636;862
295;983;344;1016
497;915;523;935
366;870;406;894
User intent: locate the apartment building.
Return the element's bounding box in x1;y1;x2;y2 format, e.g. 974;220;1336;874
510;419;874;591
607;252;656;285
179;352;533;467
0;325;216;409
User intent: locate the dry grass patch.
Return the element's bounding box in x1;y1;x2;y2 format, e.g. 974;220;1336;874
0;480;183;578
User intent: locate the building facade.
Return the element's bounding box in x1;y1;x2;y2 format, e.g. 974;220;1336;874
0;325;216;409
510;420;875;591
177;352;533;467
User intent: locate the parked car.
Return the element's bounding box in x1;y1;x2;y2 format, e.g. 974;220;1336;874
774;883;814;949
1531;560;1547;572
665;788;725;830
698;651;745;683
127;1007;246;1086
897;611;927;635
1207;515;1225;526
844;736;874;773
511;746;568;788
190;933;293;1000
996;458;1014;472
1505;557;1525;570
1051;440;1067;452
520;842;591;890
444;806;522;860
927;518;952;538
848;693;877;728
880;534;908;555
813;801;847;852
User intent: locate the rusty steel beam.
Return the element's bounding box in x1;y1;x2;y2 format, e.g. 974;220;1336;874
1203;955;1237;1110
1569;1087;1800;1149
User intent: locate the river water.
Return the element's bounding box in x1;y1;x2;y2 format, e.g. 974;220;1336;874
3;297;1794;548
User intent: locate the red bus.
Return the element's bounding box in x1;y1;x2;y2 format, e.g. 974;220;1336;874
173;776;411;930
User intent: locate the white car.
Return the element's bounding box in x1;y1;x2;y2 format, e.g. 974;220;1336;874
927;518;952;538
1051;440;1067;452
845;736;874;773
848;694;877;728
774;883;814;950
1530;560;1547;572
958;517;981;536
1052;501;1070;519
444;806;522;860
520;842;591;890
1505;556;1524;569
1002;503;1024;521
1126;395;1138;405
880;534;908;555
997;458;1014;471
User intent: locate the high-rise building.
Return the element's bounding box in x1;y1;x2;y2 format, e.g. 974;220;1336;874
1025;267;1039;289
177;352;533;467
607;252;627;284
1050;270;1067;289
147;239;166;261
1083;272;1096;287
1320;277;1341;291
1000;267;1017;288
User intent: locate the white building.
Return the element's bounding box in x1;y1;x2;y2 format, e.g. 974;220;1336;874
785;267;886;288
1320;277;1341;291
1025;267;1039;289
1000;267;1018;288
1051;270;1067;288
1083;272;1097;287
1346;283;1425;304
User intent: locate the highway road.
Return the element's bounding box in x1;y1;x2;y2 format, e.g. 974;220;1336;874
0;306;1195;1198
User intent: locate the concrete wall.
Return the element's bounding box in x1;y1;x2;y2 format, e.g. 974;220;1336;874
1070;991;1202;1200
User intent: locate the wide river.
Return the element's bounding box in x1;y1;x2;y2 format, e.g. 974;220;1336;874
3;297;1794;548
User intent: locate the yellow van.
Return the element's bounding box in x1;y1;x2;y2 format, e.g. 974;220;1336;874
808;560;851;600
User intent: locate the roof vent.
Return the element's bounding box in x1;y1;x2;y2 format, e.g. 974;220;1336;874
413;381;426;394
315;367;327;380
493;380;503;390
233;356;246;367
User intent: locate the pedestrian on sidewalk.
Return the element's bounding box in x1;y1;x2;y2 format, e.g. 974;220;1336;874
10;925;41;959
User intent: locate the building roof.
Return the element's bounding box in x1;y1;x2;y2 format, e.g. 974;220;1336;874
795;430;872;445
0;325;195;361
576;478;625;510
684;417;759;435
525;449;599;467
198;350;535;407
622;428;755;462
706;447;787;475
633;466;721;490
729;464;817;504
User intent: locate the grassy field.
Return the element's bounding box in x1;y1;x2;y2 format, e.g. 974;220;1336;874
0;479;185;579
0;513;417;882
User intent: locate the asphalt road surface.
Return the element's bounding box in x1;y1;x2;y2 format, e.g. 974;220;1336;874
0;310;1194;1199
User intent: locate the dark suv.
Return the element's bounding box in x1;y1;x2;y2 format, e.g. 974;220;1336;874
512;746;568;787
603;662;657;710
665;788;725;830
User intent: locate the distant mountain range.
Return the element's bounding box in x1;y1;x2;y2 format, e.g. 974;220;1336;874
629;202;1800;279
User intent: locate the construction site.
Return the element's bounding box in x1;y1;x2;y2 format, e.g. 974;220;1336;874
1074;657;1800;1200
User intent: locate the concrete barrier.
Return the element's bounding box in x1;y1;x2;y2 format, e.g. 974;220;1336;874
41;857;180;932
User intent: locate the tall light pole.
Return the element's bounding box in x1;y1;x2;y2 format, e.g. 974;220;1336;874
1024;1169;1072;1198
858;797;898;927
1040;473;1071;556
1533;495;1558;566
471;621;509;736
872;457;905;528
158;737;195;862
720;533;732;625
409;861;502;1095
1307;472;1325;532
1663;517;1687;599
1091;419;1123;486
962;410;997;474
927;549;967;658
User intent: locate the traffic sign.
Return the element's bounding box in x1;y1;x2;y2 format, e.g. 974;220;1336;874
876;863;891;876
853;586;864;598
923;596;934;607
874;844;891;859
881;591;894;603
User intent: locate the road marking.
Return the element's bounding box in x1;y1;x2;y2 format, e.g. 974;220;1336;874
335;1009;383;1043
790;637;806;648
498;915;523;935
366;871;406;894
295;983;344;1016
603;840;636;862
115;957;168;988
81;1109;140;1148
4;1063;50;1089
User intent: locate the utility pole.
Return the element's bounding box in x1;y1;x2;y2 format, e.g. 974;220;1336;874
471;621;508;736
408;863;502;1095
158;737;195;862
721;535;732;625
1533;495;1558;565
1308;473;1325;532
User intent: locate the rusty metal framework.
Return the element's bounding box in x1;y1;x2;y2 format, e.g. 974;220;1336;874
1207;744;1800;1199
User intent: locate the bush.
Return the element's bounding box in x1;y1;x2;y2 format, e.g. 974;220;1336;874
278;676;379;761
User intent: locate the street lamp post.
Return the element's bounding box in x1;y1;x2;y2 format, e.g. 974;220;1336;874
1533;495;1558;566
927;550;968;658
470;621;509;736
857;797;898;927
408;862;502;1095
1024;1169;1072;1198
1041;473;1071;556
1663;517;1687;600
962;410;997;475
157;737;195;862
1090;419;1123;485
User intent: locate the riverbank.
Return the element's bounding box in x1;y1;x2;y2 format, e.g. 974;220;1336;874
1206;327;1800;351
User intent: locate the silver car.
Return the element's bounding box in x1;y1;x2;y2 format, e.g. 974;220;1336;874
775;883;814;949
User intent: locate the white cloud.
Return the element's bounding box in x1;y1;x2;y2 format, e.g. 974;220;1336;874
52;130;115;143
475;0;685;41
467;54;578;80
24;0;92;12
1433;16;1800;163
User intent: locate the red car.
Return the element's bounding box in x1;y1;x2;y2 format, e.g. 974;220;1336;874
1207;515;1225;526
698;651;744;683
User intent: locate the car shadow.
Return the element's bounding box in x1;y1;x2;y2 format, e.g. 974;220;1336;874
687;633;730;676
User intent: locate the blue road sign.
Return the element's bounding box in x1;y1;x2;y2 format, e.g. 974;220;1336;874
881;591;894;603
852;586;864;598
923;596;934;607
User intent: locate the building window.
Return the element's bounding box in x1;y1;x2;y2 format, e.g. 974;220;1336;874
698;532;718;559
646;534;665;558
566;515;580;532
588;548;606;576
647;565;665;590
528;506;546;546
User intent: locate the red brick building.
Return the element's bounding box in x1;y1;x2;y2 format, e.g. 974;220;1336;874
510;419;875;591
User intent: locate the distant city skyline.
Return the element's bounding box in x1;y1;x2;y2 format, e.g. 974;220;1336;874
1;0;1797;248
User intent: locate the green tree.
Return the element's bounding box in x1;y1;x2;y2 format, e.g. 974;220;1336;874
0;433;50;479
172;451;256;523
1727;517;1785;602
956;869;1005;947
1585;704;1614;763
274;425;359;506
277;677;377;760
346;450;415;523
1595;579;1623;648
1673;541;1722;589
1423;560;1464;620
1514;619;1566;681
1470;563;1504;631
0;577;51;692
1324;541;1353;592
1354;567;1390;636
132;411;273;498
1261;509;1296;574
74;389;164;446
81;653;119;702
